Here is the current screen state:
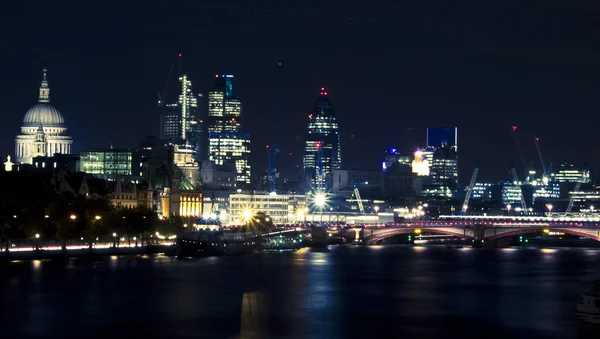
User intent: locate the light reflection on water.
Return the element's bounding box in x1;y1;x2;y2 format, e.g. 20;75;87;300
1;246;599;338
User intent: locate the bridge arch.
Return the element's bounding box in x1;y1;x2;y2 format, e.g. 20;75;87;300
364;227;472;244
486;227;600;242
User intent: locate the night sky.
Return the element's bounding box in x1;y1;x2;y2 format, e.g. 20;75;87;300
2;1;599;184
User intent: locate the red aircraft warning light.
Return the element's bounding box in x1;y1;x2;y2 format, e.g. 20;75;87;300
511;126;518;132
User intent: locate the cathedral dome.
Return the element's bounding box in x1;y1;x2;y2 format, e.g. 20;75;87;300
22;68;65;127
23;103;64;127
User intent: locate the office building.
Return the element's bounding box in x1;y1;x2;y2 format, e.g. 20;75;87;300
15;68;73;164
382;148;411;172
80;148;140;180
555;163;590;183
159;104;180;141
200;160;237;189
32;154;80;173
158;74;202;161
303;88;342;191
228;193;306;225
206;74;251;184
471;182;492;200
332;169;383;196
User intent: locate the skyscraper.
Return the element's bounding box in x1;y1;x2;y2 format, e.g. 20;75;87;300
206;74;251;185
158;74;202;161
419;127;458;198
303;88;341;191
427;127;457;150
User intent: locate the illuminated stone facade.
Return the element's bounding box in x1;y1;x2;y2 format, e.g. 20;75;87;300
15;69;73;164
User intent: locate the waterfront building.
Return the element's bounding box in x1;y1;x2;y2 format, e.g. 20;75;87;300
15;68;73;164
206;74;251;184
303;88;342;191
202;190;231;220
228;193;306;225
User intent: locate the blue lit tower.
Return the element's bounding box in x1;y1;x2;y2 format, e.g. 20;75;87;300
303;87;341;191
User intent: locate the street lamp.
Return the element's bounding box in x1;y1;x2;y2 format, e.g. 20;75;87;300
112;232;118;248
374;206;380;214
242;209;253;223
314;193;326;224
34;233;40;251
591;205;595;214
296;208;304;222
546;204;553;216
95;215;101;220
70;214;77;220
507;204;512;216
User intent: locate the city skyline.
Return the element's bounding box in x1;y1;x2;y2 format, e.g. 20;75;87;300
1;1;599;184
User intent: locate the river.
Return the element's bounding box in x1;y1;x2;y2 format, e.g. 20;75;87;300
1;245;599;338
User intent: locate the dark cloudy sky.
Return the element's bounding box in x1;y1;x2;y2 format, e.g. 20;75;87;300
1;0;599;183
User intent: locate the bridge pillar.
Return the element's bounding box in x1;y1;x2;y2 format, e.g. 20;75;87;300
471;224;485;248
310;226;328;248
353;228;365;245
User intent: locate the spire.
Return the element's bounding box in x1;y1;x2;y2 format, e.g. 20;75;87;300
38;67;50;103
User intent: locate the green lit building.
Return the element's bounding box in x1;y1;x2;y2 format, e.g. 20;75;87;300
80;149;141;179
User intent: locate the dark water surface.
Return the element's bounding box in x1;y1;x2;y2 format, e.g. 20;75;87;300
1;246;599;339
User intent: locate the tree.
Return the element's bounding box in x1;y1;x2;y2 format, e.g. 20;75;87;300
156;216;183;238
80;198;113;250
48;196;77;251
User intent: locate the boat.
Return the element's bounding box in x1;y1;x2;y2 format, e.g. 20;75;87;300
575;281;600;324
176;219;256;257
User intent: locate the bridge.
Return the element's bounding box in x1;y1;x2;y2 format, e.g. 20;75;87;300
338;215;600;246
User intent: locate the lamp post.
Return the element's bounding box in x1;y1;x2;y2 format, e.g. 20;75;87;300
34;233;40;251
507;204;512;216
546;204;553;216
112;232;118;248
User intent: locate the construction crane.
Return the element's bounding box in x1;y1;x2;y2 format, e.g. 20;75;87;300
511;164;528;210
534;137;548;177
461;162;480;215
353;187;365;214
565;170;588;215
511;126;529;179
266;62;282;193
157;53;183;107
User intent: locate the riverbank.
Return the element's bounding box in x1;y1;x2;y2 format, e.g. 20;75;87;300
0;245;176;261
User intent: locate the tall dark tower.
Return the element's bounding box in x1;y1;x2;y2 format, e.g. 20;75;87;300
206;74;251;185
303;88;341;192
